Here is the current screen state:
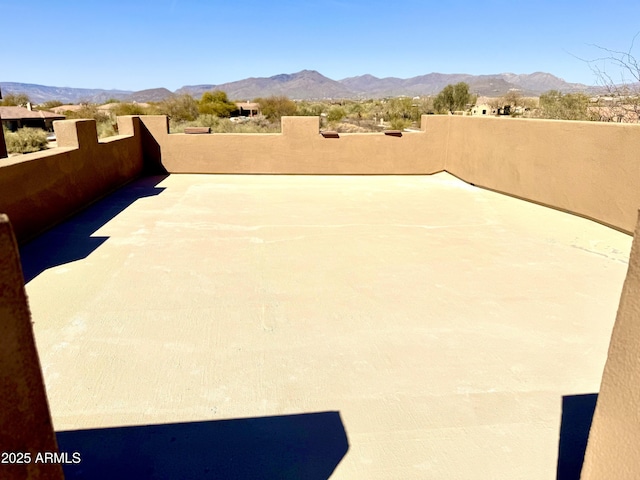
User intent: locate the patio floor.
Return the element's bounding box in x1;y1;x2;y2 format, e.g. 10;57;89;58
21;172;632;479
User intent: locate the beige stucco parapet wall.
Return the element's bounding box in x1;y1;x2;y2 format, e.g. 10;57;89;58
0;116;144;244
581;210;640;479
0;215;63;480
439;115;640;234
2;114;640;241
139;114;640;233
138;115;448;175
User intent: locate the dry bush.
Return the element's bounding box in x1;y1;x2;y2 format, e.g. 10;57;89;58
331;122;375;133
4;128;49;154
170;115;280;133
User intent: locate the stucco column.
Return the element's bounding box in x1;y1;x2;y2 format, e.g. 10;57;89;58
581;210;640;479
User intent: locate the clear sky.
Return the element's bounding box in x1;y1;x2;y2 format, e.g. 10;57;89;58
2;0;640;91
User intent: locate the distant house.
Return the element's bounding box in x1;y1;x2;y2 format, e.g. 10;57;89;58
471;104;496;116
0;106;65;132
50;105;83;115
233;102;261;117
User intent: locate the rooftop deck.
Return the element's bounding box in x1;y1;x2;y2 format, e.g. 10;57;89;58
20;172;631;479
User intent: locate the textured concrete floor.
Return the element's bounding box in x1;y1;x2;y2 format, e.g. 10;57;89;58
22;173;632;479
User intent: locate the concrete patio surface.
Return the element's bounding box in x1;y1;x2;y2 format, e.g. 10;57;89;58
21;172;632;479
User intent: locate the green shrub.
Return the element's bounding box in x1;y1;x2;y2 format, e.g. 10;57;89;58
254;96;297;121
198;91;237;117
389;118;411;130
111;103;150;116
156;94;199;122
5;128;49;154
0;93;30;107
327;106;346;123
63;104;110;123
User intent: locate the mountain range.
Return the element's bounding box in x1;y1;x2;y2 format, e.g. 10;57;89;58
1;70;595;104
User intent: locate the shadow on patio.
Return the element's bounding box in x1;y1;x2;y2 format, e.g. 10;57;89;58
557;393;598;480
56;410;349;479
19;175;167;283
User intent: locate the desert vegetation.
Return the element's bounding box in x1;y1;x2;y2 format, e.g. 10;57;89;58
0;93;30;107
3;127;48;154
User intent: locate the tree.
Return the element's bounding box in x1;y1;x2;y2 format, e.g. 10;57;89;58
539;90;594;121
502;90;524;108
157;94;199;122
1;93;30;107
584;34;640;122
254;96;297;121
433;82;473;114
198;90;237;117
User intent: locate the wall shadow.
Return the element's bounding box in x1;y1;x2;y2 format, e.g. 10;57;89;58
56;411;349;480
140;119;168;175
557;393;598;480
19;175;167;283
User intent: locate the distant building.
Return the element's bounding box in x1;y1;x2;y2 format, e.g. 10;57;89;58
0;106;65;132
233;102;261;117
50;105;83;115
471;104;496;116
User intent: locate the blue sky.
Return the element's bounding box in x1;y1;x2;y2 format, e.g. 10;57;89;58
2;0;640;91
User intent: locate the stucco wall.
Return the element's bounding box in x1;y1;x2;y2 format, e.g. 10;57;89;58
137;114;640;233
3;114;639;237
439;115;640;234
0;215;63;480
0;116;144;243
581;210;640;479
139;115;447;175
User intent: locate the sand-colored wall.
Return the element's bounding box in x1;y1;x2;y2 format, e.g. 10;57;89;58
438;115;640;234
0;116;144;243
0;215;63;480
581;211;640;479
3;113;639;239
139;116;447;175
139;114;640;233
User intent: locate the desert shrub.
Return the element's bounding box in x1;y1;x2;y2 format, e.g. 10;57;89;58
255;96;297;121
39;100;63;110
198;91;237;117
389;118;412;130
5;128;49;154
327;106;346;123
331;122;373;133
539;90;595;121
170;114;280;133
60;104;114;138
63;104;110;123
97;121;118;138
1;93;30;107
156;94;199;122
296;101;325;116
111;103;150;116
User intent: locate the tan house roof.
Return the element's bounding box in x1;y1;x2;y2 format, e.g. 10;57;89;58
50;105;83;114
97;102;151;111
235;102;260;110
0;106;65;121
